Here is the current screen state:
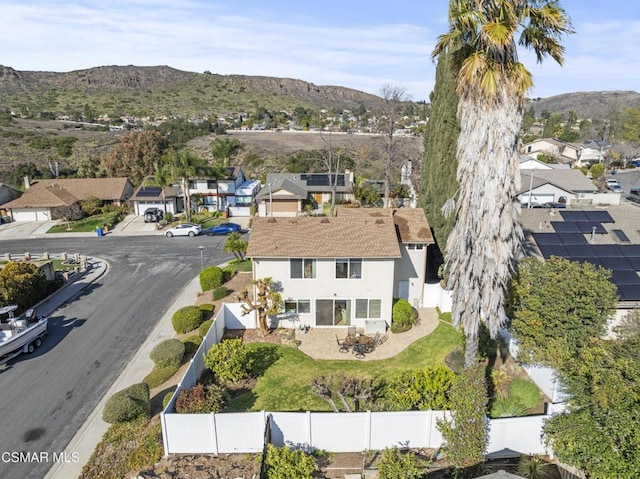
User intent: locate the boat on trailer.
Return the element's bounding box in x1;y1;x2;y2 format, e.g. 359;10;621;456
0;305;48;365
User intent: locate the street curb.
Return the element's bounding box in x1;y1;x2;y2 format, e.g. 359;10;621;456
45;274;204;479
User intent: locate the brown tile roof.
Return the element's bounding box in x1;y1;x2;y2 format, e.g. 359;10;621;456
337;207;434;244
3;178;132;208
247;216;402;258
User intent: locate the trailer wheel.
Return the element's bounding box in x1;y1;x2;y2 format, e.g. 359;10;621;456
27;343;35;354
34;337;42;348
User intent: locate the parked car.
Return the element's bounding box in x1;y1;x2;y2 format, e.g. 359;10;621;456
606;178;620;188
611;184;624;194
628;160;640;167
143;208;163;223
165;223;202;237
203;222;242;236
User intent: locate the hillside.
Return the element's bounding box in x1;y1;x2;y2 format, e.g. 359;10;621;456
0;65;385;118
528;90;640;120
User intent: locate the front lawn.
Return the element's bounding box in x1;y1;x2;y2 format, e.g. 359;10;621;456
48;216;106;233
226;322;460;412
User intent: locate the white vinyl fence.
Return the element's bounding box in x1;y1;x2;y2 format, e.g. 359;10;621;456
161;303;553;458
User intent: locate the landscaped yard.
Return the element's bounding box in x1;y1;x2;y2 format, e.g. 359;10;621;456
226;322;460;412
47;216;107;233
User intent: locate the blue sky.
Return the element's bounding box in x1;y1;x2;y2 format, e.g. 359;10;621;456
2;1;639;102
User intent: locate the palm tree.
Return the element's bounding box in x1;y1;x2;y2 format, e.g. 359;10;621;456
163;149;204;223
433;0;572;367
211;138;243;167
153;162;172;215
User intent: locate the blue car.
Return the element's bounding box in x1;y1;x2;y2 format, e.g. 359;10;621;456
203;223;242;236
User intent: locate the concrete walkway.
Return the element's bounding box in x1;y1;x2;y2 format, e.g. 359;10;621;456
296;308;440;360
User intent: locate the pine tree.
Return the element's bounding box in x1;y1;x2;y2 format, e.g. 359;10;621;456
419;52;459;275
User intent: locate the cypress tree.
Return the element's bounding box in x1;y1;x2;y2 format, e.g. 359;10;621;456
419;52;459;278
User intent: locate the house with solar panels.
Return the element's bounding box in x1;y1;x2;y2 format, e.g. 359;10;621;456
130;178;182;216
520;207;640;324
255;171;355;217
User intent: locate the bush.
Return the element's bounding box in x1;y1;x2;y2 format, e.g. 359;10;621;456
265;444;316;479
144;366;179;388
508;379;540;410
200;266;224;291
149;338;185;369
80;196;103;216
175;383;226;414
102;383;150;424
377;447;425;479
490;395;528;418
212;286;229;300
391;299;418;333
171;306;203;334
198;319;214;338
182;334;203;355
163;212;174;223
199;303;215;316
204;338;252;384
385;365;456;410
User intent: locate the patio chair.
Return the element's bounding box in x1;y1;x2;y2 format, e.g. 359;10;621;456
372;332;381;349
347;325;356;337
377;334;388;346
336;334;350;353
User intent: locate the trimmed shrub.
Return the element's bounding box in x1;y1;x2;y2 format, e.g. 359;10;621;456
102;383;150;424
149;338;185;369
377;447;425;479
199;303;215;316
171;306;203;334
212;286;229;301
175;383;226;414
144;366;179;388
182;334;203;355
200;266;224;291
204;338;252;384
265;444;316;479
222;266;235;282
385;365;456;411
391;299;418;333
508;379;540;410
198;319;214;338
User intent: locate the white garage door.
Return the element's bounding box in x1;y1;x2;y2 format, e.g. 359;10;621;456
11;209;50;222
520;194;554;205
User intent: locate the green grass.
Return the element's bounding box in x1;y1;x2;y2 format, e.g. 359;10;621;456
226;322;460;412
508;379;541;410
47;216;105;233
227;259;252;272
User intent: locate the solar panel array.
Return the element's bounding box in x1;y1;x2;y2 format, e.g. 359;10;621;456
137;187;162;197
532;212;640;302
300;174;346;187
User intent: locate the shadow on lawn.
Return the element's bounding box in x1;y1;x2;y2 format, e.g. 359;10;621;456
249;345;281;377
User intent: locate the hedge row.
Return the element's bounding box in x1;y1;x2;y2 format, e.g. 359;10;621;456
102;383;150;424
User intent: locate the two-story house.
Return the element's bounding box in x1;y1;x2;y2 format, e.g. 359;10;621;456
246;208;433;332
188;166;260;217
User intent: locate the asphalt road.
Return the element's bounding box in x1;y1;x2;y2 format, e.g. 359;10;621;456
0;235;234;479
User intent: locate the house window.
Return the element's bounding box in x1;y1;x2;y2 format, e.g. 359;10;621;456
355;299;382;319
207;180;217;189
235;195;252;207
335;258;362;279
188;180;196;189
291;259;316;279
285;299;311;314
316;299;351;326
408;244;424;250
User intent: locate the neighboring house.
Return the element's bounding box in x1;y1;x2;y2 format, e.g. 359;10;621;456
255;177;310;217
0;183;22;220
518;169;597;205
246;208;433;331
188;166;258;216
264;171;355;205
522;138;603;168
2;177;134;222
130;176;182;216
519;155;569;170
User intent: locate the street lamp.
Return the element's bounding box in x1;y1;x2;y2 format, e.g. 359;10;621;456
198;245;204;272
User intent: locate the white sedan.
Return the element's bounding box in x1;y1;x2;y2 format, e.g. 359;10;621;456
165;223;202;237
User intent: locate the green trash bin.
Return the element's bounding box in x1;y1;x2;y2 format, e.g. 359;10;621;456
96;227;103;237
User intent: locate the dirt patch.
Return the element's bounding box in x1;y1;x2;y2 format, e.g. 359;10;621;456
194;271;254;310
132;453;262;479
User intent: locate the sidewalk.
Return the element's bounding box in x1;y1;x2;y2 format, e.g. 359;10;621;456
44;267;203;479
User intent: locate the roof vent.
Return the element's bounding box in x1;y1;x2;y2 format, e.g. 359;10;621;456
267;217;276;223
375;219;385;225
320;218;330;223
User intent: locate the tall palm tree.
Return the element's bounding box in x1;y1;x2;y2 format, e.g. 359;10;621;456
163;149;204;223
433;0;573;367
211;138;243;167
153;162;172;215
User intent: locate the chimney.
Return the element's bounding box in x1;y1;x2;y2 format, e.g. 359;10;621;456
24;176;30;189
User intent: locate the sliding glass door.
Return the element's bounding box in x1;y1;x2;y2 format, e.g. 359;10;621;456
315;299;351;326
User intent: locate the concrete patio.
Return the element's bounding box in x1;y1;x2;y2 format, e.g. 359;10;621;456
295;308;441;360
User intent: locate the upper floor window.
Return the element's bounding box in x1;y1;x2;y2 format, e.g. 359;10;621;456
207;180;217;189
290;259;316;279
188;180;196;189
335;258;362;279
408;244;424;250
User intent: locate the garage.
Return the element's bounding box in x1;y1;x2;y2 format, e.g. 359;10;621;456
10;208;51;222
519;194;554;206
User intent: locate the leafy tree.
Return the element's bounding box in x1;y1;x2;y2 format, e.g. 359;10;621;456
353;182;381;206
162;149;203;222
543;112;564;138
543;313;640;478
437;366;488;474
210;137;243;166
432;0;573;368
506;257;617;366
419;51;459;276
100;130;169;185
155;118;214;149
589;162;604;179
153;162;172;214
521;105;537;132
203;338;252;384
240;277;283;335
385;365;456;410
223;232;247;260
559;129;580;142
0;262;48;311
80;196;103;216
4;162;43;190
